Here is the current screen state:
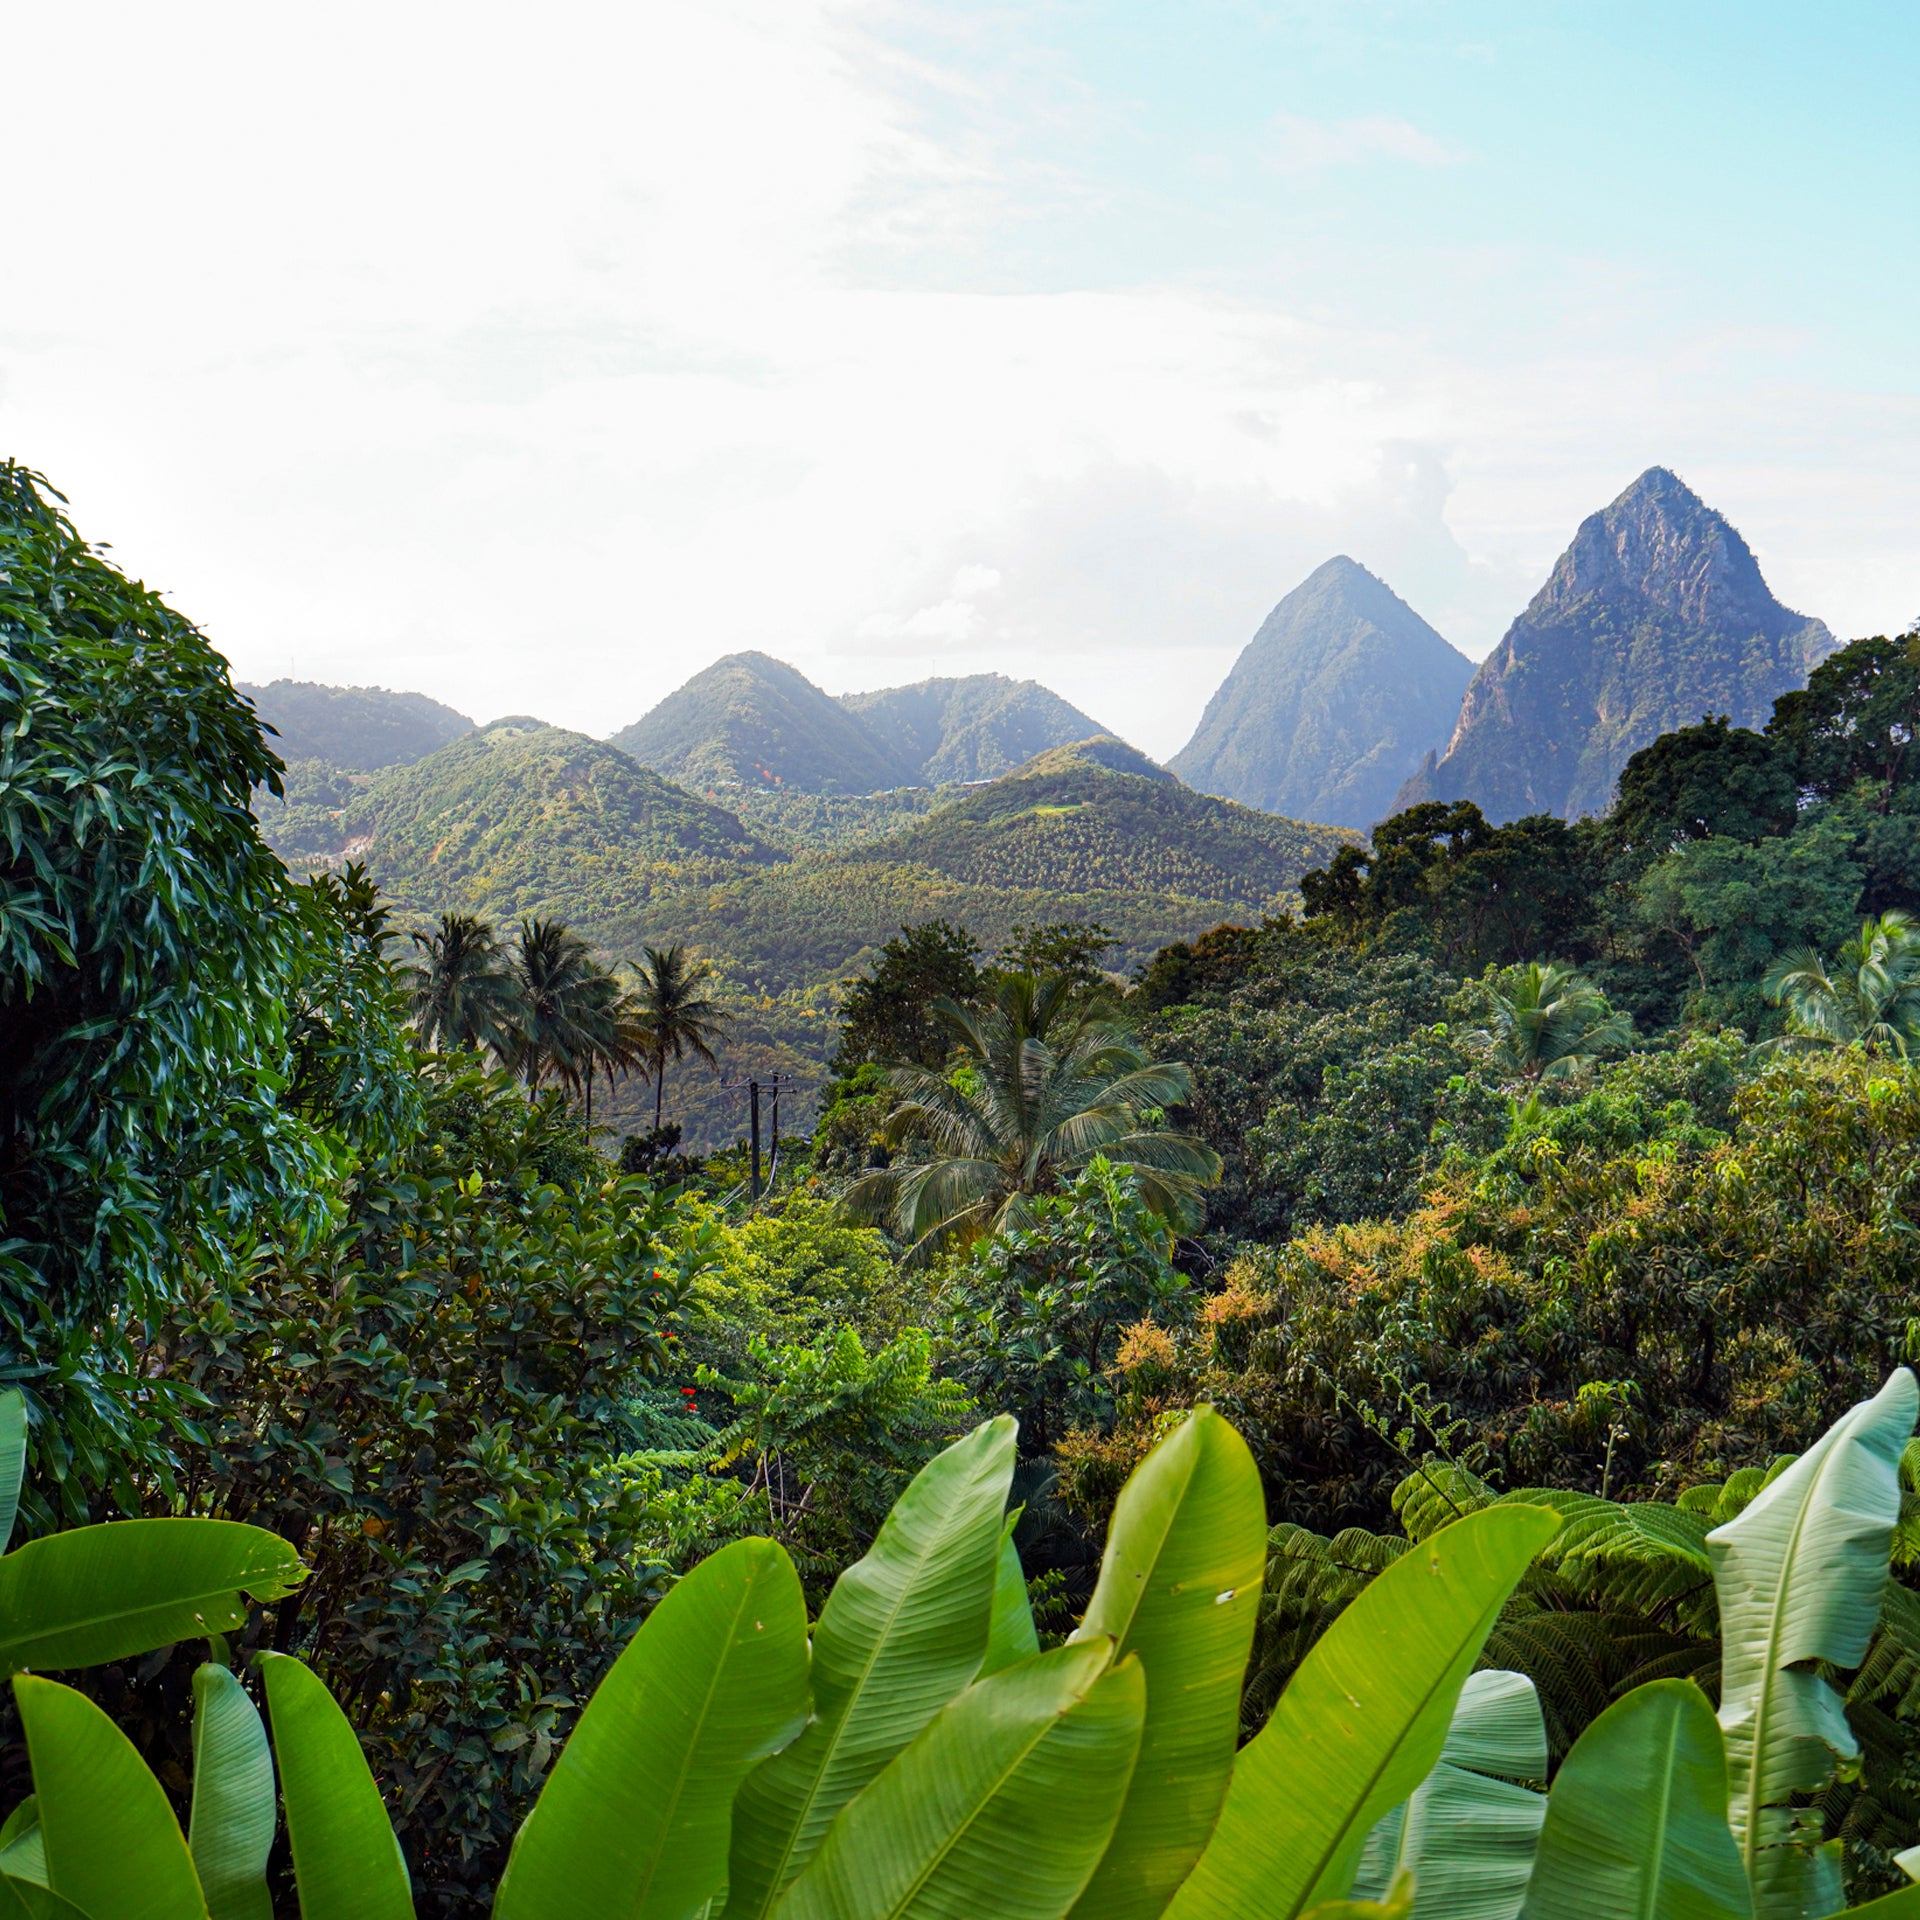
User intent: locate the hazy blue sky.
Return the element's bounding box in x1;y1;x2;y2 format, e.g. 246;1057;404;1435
3;2;1915;754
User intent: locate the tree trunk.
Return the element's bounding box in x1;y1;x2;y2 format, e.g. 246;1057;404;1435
655;1062;666;1131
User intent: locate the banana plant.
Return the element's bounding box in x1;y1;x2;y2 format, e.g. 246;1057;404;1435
0;1389;305;1678
1711;1369;1919;1920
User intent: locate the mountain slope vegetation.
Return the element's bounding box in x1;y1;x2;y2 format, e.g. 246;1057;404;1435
610;651;908;794
341;718;783;924
840;672;1111;782
1171;555;1474;828
238;678;475;769
1398;467;1834;822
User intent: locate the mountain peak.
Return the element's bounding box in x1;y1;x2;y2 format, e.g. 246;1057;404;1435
1396;471;1835;822
840;672;1113;784
1170;557;1473;829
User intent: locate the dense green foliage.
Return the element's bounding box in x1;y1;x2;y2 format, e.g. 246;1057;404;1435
236;680;474;771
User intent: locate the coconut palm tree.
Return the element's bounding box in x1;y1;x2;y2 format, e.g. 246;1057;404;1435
1762;911;1920;1058
408;914;523;1056
510;918;621;1094
844;970;1222;1262
630;945;728;1129
1467;961;1633;1085
577;985;657;1129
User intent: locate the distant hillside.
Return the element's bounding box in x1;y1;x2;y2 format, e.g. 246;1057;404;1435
611;653;906;795
1171;556;1473;828
341;719;783;926
850;738;1340;905
602;738;1355;989
239;679;474;770
840;674;1111;783
725;785;960;852
1397;468;1834;823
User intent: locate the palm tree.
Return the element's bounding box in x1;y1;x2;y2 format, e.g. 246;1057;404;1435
629;945;728;1130
844;970;1222;1262
1762;911;1920;1058
510;918;621;1095
1467;961;1632;1085
578;985;657;1129
408;914;523;1056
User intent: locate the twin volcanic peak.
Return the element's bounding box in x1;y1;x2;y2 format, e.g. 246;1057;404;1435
611;653;1111;795
1397;467;1834;822
1169;556;1474;830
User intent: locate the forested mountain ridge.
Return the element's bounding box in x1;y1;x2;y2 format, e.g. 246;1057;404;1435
1396;467;1834;822
610;651;907;794
840;672;1111;782
1170;555;1474;828
238;678;475;769
336;717;784;924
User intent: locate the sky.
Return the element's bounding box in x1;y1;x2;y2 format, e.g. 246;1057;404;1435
3;1;1917;758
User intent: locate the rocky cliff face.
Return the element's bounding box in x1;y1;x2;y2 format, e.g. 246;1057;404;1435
1396;468;1833;823
1170;556;1474;829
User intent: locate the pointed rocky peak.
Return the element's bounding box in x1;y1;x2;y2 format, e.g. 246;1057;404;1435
1170;556;1472;829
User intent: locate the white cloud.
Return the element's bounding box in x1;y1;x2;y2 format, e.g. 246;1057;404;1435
0;2;1912;764
1265;113;1458;171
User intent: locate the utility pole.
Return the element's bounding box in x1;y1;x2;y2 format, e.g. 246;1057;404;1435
749;1080;762;1200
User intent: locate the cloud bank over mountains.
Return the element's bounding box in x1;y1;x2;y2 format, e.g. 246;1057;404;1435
1;2;1914;758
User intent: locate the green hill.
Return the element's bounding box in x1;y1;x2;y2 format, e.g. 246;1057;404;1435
238;679;474;770
342;718;783;926
840;673;1111;783
610;652;907;795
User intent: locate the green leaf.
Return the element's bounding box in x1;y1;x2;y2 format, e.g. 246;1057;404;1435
0;1876;92;1920
1067;1405;1268;1920
0;1392;28;1556
1354;1670;1547;1920
1302;1869;1417;1920
772;1638;1145;1920
723;1416;1017;1920
0;1519;305;1675
190;1662;277;1920
494;1536;810;1920
12;1674;207;1920
259;1652;413;1920
1710;1368;1918;1920
1166;1503;1561;1920
983;1518;1040;1678
1518;1679;1750;1920
0;1799;44;1885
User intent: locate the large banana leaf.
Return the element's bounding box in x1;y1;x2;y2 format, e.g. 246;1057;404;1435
189;1662;277;1920
0;1800;44;1885
983;1517;1041;1677
724;1416;1017;1920
259;1652;414;1920
0;1878;89;1920
1302;1869;1416;1920
1518;1679;1750;1920
12;1674;207;1920
1166;1503;1560;1920
0;1519;304;1675
0;1391;27;1556
494;1536;810;1920
772;1638;1144;1920
1352;1669;1547;1920
1067;1406;1267;1920
1710;1369;1918;1920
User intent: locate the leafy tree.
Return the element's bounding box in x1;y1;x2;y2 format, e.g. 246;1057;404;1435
938;1159;1190;1455
1769;630;1920;809
830;919;983;1075
630;943;728;1130
408;912;524;1054
844;971;1221;1259
1466;962;1633;1085
991;919;1117;991
1763;910;1920;1058
1606;714;1798;852
0;463;299;1335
